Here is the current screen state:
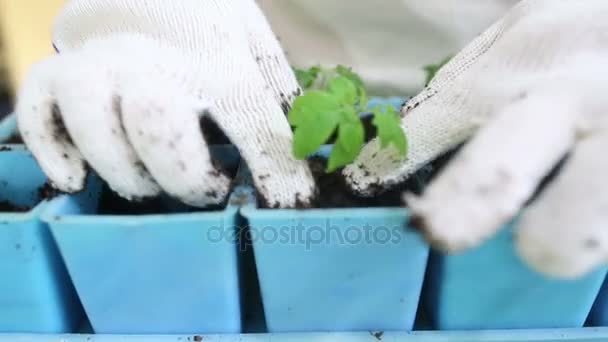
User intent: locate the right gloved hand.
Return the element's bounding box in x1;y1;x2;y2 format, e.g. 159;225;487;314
343;0;608;278
16;0;316;208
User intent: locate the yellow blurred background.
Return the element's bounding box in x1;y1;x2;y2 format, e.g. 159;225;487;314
0;0;65;98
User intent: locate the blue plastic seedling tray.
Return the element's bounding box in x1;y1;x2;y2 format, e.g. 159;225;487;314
364;100;606;331
243;204;429;333
45;145;244;335
237;144;429;333
423;225;607;330
0;146;87;333
242;98;428;332
3;95;608;340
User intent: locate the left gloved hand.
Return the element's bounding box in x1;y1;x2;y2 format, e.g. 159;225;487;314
15;0;317;208
343;0;608;278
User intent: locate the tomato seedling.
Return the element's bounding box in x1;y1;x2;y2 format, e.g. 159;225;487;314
289;65;408;172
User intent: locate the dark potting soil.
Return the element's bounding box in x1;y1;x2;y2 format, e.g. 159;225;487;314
4;133;23;144
96;160;238;216
253;143;461;209
361;115;378;142
303;157;435;209
0;201;30;212
96;122;239;215
96;183;227;215
0;181;63;212
301;141;570;210
38;182;61;200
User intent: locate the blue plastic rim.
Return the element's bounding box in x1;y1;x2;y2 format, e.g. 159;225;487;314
423;223;607;331
241;188;429;333
0;146;85;333
4;329;608;342
44;146;244;335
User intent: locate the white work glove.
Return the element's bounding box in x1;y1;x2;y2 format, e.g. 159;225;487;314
15;0;316;208
344;0;608;279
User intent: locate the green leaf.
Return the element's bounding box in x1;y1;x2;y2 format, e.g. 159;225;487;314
423;55;452;86
289;91;341;159
327;76;358;105
293;117;338;160
335;65;367;105
373;106;407;156
336;65;364;90
289;64;410;172
288;91;339;127
337;120;364;154
327;144;352;173
294;66;321;90
338;105;361;124
327;120;364;172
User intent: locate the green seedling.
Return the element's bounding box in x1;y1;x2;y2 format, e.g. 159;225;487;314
289;65;407;172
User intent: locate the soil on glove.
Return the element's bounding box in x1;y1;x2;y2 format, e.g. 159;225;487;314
0;201;30;212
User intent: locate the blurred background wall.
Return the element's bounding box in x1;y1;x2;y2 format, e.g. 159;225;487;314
0;0;65;118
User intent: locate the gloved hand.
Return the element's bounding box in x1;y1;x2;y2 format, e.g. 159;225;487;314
344;0;608;278
15;0;316;208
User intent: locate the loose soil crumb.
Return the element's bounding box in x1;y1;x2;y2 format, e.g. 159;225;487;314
0;146;10;152
370;331;384;340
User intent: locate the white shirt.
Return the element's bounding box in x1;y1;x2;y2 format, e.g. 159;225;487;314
257;0;520;95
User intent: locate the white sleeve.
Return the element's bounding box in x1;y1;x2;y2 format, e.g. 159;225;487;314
257;0;520;95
